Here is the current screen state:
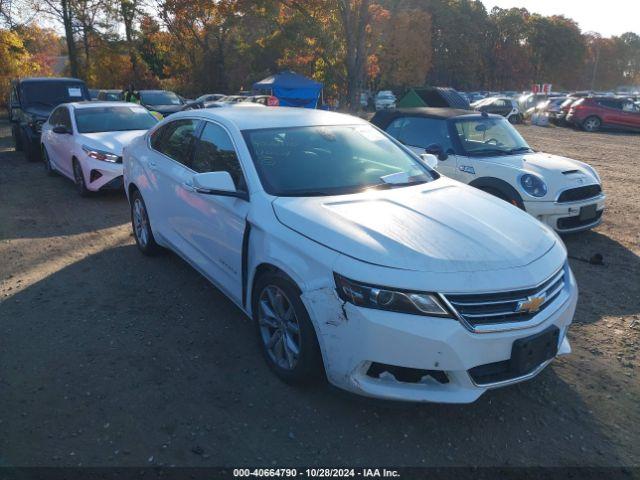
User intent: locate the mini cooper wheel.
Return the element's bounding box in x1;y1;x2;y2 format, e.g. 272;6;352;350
72;159;90;197
42;147;55;176
582;116;601;132
130;190;161;255
253;273;323;384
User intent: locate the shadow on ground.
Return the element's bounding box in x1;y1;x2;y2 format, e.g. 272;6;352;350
0;243;630;467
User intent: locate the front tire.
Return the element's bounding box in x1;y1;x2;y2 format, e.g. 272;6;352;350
253;273;323;384
130;190;162;256
480;186;524;210
508;114;522;124
72;159;90;197
582;116;601;132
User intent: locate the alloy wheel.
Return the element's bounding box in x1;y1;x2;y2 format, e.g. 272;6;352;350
258;285;301;371
132;198;149;248
584;117;600;132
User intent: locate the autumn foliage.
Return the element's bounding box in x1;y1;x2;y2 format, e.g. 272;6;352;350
1;0;639;108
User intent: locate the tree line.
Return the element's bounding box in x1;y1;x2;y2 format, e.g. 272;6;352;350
1;0;639;107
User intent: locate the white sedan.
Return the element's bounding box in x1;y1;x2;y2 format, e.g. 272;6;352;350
40;102;158;196
123;107;576;403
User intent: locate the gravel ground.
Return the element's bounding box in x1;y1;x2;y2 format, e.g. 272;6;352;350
0;120;638;468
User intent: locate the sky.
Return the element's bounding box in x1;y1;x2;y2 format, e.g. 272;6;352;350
481;0;640;37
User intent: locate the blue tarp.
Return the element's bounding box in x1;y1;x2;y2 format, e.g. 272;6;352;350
253;71;323;108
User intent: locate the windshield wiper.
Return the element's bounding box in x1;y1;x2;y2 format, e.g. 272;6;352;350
508;146;532;154
468;148;510;157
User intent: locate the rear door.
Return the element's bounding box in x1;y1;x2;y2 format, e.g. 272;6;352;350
384;116;461;179
596;99;623;127
47;106;75;178
619;101;640;129
147;118;200;249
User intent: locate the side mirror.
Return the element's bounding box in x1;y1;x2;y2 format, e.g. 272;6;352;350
419;153;439;169
192;171;246;199
425;143;448;161
53;126;71;134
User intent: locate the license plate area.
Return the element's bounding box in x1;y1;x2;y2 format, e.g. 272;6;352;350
510;326;559;376
579;204;597;221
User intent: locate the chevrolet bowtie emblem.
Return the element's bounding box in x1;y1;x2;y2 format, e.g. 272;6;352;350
516;295;546;314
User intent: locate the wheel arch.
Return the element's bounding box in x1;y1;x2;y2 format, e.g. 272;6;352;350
469;176;525;209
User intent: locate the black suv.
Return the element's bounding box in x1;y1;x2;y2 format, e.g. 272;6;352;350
9;77;91;161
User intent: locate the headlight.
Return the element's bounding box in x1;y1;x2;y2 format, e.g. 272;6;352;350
333;273;451;317
520;173;547;197
82;145;120;163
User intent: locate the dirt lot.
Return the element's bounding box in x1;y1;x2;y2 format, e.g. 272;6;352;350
0;120;638;468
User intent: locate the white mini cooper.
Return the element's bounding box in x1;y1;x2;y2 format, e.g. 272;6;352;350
372;108;605;233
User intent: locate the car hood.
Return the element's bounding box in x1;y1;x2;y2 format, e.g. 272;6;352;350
272;179;557;273
79;130;147;156
478;151;600;191
24;106;53;119
146;104;183;115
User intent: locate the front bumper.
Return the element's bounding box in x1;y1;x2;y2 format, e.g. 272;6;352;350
302;267;577;403
79;156;124;192
524;194;605;233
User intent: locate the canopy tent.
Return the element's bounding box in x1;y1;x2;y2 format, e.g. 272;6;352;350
397;87;470;110
253;71;323;108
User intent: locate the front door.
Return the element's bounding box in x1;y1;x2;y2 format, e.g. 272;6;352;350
174;121;250;303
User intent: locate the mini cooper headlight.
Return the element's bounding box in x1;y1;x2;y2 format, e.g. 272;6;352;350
333;273;451;317
82;145;120;163
520;173;548;197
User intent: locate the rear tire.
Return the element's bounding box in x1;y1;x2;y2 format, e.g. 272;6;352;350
582;116;601;132
253;272;323;385
130;189;162;256
23;130;40;162
42;147;55;176
13;125;23;151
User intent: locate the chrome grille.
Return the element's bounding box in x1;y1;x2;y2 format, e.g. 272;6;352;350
444;269;566;328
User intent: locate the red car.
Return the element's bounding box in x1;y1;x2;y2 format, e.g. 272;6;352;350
566;97;640;132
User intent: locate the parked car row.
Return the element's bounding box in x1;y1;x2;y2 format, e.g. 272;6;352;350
10;76;608;404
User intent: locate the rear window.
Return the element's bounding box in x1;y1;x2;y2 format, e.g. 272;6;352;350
21;81;88;107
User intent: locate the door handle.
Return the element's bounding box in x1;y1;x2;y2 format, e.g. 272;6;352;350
148;160;157;169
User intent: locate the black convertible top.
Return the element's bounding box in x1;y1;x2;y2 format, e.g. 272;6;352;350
370;107;480;129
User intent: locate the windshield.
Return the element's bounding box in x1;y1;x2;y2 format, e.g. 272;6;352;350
21;82;88;107
74;106;158;133
454;117;532;156
243;124;435;197
140;91;181;105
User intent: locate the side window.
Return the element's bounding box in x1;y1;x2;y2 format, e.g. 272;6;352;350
49;107;61;126
10;86;18;105
58;107;72;130
387;117;453;151
192;122;246;191
150;124;166;151
153;119;199;166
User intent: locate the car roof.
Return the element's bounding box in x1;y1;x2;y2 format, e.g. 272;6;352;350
15;77;85;84
138;90;172;93
170;106;367;130
67;101;145;109
370;107;485;128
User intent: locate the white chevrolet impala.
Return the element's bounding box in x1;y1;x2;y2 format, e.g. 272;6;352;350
123;107;577;403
